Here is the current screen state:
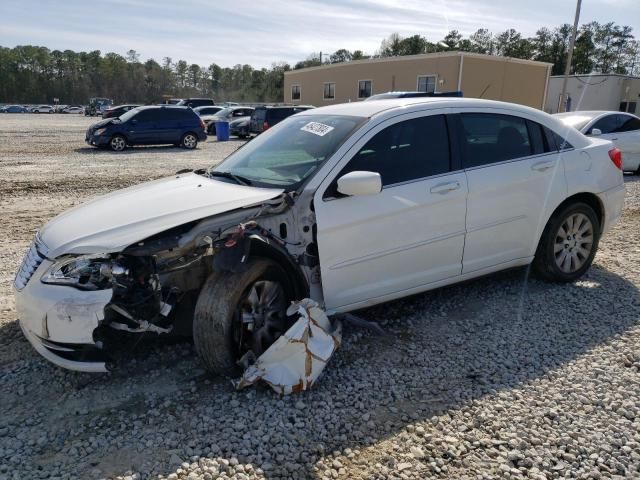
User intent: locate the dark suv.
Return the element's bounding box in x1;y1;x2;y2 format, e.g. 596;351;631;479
176;98;215;108
85;106;207;151
250;105;314;135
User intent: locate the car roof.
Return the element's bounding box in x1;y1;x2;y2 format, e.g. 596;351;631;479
294;97;535;118
295;97;590;148
136;105;191;110
555;110;637;119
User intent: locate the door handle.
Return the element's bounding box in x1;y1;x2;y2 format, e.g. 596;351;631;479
611;137;618;141
430;181;460;194
531;161;554;172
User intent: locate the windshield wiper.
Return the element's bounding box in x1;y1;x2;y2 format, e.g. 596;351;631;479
207;170;253;186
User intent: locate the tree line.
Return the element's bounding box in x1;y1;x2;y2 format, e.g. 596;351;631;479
0;47;289;105
1;21;637;105
298;22;639;76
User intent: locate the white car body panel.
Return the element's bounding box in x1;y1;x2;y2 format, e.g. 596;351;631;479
463;152;567;273
39;173;283;257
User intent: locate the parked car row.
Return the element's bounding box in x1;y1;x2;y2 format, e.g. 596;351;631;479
201;105;315;137
0;104;86;114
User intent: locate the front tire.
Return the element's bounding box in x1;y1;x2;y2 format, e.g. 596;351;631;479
109;134;127;152
533;202;600;282
181;132;198;149
193;259;292;375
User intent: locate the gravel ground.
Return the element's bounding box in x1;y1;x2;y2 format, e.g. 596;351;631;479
1;114;639;480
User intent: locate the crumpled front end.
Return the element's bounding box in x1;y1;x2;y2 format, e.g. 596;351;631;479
15;254;112;373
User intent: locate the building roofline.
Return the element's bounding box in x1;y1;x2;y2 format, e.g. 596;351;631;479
285;51;552;75
550;73;640;80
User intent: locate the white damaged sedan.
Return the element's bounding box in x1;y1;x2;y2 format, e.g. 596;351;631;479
15;98;625;374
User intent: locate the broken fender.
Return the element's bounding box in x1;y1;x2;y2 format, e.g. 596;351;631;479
235;299;342;394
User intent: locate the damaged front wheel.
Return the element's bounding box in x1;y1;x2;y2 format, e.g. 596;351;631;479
193;259;293;376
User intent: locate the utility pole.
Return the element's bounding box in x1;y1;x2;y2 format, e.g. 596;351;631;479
559;0;582;112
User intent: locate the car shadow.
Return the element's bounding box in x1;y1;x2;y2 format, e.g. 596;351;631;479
1;264;638;478
73;139;246;155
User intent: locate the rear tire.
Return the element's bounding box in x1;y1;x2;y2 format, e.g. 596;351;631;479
533;202;600;282
181;132;198;149
193;259;292;376
109;134;127;152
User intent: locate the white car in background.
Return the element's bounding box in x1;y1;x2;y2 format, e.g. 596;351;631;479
31;105;55;113
62;106;84;114
14;98;624;374
555;111;640;173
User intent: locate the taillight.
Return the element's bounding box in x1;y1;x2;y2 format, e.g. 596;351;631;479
200;119;205;130
608;147;623;170
263;122;269;130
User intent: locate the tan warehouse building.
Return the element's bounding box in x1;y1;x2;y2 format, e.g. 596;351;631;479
284;52;552;109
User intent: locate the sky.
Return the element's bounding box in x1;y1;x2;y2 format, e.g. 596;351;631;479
2;0;639;68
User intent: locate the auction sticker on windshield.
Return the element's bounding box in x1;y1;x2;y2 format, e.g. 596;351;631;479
301;122;335;137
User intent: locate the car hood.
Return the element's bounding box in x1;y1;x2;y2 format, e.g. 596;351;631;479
39;173;284;257
88;118;116;130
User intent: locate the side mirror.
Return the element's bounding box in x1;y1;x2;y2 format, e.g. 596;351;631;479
590;128;602;136
337;171;382;197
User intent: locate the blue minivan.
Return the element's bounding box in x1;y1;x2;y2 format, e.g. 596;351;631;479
85;106;207;151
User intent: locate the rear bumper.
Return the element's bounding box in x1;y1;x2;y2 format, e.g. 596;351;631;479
599;183;625;235
197;131;207;141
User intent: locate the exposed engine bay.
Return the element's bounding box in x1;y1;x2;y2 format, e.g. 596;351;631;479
72;189;322;368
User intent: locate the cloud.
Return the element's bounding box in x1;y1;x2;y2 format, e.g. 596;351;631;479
2;0;638;68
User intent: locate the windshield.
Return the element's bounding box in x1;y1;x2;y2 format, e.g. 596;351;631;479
210;114;366;189
118;107;142;122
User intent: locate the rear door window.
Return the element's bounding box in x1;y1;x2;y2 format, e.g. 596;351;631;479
617;115;640;132
460;113;532;168
526;121;551;155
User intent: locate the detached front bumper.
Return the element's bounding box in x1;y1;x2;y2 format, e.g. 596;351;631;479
15;258;112;372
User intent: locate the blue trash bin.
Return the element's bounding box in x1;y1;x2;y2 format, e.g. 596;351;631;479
216;121;230;141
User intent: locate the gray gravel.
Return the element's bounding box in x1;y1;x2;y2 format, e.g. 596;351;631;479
1;114;640;479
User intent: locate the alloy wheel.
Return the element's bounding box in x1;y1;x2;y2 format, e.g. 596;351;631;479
183;134;197;149
554;213;594;273
236;279;288;357
110;136;126;151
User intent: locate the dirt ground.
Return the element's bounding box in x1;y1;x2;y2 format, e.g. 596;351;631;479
1;114;639;480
